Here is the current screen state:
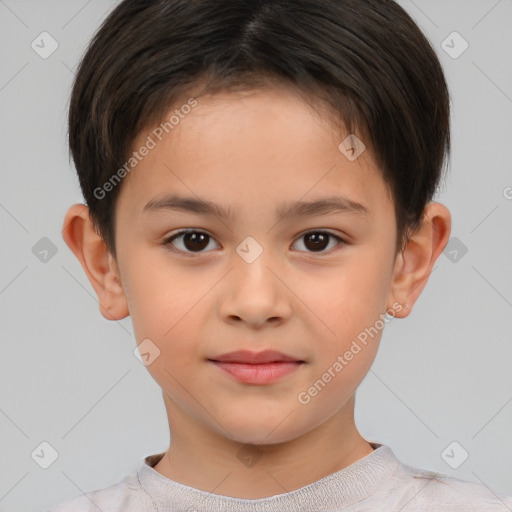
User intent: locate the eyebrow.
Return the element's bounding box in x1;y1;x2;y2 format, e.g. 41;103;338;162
142;194;370;220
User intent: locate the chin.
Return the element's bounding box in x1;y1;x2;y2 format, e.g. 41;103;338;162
217;413;310;447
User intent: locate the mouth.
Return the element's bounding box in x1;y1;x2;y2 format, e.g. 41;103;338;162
207;350;305;385
208;349;304;364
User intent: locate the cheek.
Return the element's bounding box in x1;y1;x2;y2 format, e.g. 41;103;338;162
121;246;194;327
129;288;204;389
124;261;219;368
295;259;392;392
304;255;391;334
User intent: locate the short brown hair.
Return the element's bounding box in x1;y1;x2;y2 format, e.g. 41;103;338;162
67;0;451;260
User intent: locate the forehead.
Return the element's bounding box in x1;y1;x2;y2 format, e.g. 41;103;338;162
117;86;391;220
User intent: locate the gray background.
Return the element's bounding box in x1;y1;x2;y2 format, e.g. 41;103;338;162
0;0;511;510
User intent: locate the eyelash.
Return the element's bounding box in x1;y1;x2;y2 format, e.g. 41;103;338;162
162;229;347;257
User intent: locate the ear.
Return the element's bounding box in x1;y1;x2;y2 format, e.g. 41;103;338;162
386;202;451;318
61;203;129;321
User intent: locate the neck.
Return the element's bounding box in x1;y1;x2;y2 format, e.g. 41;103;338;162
153;394;374;499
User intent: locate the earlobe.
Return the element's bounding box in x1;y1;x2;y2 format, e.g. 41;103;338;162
61;203;129;321
387;202;451;317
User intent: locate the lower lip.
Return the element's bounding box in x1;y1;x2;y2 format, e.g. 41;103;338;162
210;361;303;384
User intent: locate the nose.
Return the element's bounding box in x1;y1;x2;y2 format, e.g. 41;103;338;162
218;250;293;329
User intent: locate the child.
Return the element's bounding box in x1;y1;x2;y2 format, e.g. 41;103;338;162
49;0;512;510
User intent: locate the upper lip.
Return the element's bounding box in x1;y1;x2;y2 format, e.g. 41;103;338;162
209;349;303;364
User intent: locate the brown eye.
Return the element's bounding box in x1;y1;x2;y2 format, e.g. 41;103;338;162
304;233;329;251
163;229;345;256
292;231;345;254
164;230;219;254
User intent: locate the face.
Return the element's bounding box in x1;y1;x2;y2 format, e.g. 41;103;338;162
112;85;401;445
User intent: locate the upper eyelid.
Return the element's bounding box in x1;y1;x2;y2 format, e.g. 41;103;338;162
164;228;345;251
165;228;344;241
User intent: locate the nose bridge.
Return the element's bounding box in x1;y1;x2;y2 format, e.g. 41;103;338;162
234;234;279;296
219;235;291;326
235;234;267;268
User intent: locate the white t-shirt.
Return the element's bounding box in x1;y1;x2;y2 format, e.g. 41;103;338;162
47;442;512;511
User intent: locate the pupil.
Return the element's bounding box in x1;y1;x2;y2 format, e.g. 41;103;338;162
181;232;329;252
305;233;328;251
185;232;208;251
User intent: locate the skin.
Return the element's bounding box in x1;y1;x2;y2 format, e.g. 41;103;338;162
62;85;451;499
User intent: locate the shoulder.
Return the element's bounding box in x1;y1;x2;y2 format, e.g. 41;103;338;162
383;460;512;511
46;472;152;512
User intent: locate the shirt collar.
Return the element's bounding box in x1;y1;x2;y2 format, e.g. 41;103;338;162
137;442;400;511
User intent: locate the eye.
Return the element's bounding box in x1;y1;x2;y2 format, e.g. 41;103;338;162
292;231;345;254
163;229;220;255
163;229;346;256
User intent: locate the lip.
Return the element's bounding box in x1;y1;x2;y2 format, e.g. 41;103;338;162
209;349;302;364
208;350;305;385
210;361;303;385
